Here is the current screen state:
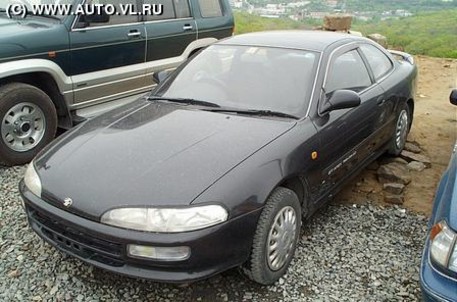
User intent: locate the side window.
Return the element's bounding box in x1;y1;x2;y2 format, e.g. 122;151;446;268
144;0;176;20
85;0;139;27
325;50;372;94
360;44;393;81
144;0;191;20
174;0;191;18
198;0;223;17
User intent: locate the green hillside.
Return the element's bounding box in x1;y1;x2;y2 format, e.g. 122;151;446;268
352;9;457;58
234;9;457;58
234;12;309;34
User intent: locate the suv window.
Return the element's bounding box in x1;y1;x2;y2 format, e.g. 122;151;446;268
198;0;223;17
325;50;372;94
144;0;191;20
360;44;393;81
78;0;139;27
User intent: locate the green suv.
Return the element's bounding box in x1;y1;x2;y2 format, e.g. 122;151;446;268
0;0;233;166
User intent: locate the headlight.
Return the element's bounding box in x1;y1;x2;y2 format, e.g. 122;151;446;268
429;221;457;273
24;162;42;197
101;205;228;233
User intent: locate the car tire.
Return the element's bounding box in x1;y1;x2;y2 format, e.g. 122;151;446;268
243;187;301;285
388;102;411;156
0;83;57;166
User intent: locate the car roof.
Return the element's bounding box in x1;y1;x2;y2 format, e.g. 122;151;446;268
217;30;367;52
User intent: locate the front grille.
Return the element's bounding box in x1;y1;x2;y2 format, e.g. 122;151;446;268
26;205;125;267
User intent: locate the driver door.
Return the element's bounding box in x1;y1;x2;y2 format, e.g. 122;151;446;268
312;47;384;198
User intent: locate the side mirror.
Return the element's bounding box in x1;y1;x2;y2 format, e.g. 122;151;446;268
153;70;173;84
81;10;110;24
321;90;361;113
450;89;457;106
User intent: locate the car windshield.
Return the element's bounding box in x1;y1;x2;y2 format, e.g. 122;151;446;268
0;0;75;19
154;45;320;117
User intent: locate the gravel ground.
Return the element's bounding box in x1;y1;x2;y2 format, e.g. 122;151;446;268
1;165;428;302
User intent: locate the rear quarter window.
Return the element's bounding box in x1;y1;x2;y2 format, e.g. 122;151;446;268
360;44;394;81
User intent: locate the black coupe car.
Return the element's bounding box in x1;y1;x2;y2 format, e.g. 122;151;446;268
20;31;417;285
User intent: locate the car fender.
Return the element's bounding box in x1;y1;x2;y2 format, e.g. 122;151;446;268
0;59;72;95
192;121;319;219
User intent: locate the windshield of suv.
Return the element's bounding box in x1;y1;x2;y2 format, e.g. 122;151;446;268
0;0;75;19
154;45;320;117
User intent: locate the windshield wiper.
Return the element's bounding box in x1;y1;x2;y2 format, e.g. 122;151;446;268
203;108;299;120
148;96;220;108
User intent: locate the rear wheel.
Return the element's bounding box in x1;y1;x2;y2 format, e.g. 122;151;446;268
0;83;57;166
243;187;301;285
388;103;411;156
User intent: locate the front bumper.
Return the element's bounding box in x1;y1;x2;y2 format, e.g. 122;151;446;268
20;181;262;283
419;237;457;302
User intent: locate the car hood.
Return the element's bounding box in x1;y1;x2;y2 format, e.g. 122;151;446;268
431;143;457;231
0;17;65;57
35;99;296;220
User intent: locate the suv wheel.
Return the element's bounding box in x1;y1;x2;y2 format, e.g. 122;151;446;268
0;83;57;166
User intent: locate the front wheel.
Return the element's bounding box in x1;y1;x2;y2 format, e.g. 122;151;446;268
243;187;301;285
0;83;57;166
388;103;411;156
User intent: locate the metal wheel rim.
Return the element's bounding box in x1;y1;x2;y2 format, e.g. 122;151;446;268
395;109;408;149
1;102;46;152
267;206;297;271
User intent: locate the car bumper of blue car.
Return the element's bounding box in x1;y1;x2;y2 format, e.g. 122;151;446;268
420;237;457;302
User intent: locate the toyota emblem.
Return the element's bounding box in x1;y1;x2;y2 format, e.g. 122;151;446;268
63;198;73;207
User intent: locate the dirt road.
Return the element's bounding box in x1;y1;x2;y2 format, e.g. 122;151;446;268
338;56;457;215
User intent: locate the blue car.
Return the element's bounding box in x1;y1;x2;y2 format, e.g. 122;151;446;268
420;89;457;301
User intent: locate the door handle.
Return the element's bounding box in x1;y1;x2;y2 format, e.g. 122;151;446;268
377;98;386;105
183;24;193;31
127;31;141;38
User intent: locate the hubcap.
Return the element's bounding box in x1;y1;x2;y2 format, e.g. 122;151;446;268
395;109;408;149
267;206;297;271
1;102;46;152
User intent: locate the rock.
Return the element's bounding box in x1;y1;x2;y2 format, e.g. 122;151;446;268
383;183;405;195
323;14;353;31
7;270;21;278
392;157;408;165
367;33;388;48
378;156;408;165
400;150;432;168
367;161;380;171
407;161;426;172
406;132;418;143
377;162;411;185
404;142;421;154
384;194;404;205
